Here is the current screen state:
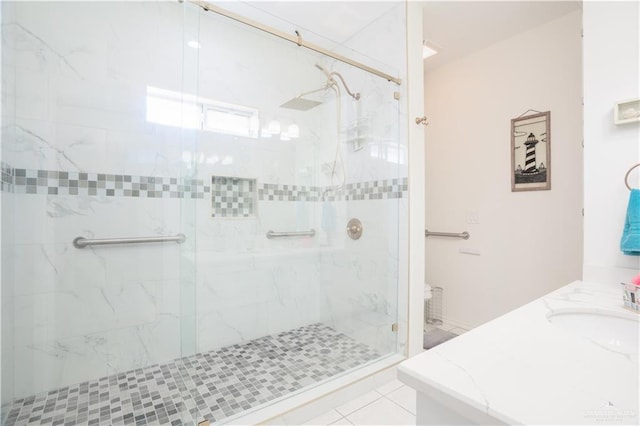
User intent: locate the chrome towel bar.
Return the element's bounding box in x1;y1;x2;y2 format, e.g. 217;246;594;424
266;229;316;239
625;162;640;190
425;229;470;240
73;234;187;249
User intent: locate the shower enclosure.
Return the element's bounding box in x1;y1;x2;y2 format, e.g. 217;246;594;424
1;1;409;424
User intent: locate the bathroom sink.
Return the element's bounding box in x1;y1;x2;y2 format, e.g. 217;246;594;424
547;309;639;354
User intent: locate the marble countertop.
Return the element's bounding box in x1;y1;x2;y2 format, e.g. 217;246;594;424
398;280;639;425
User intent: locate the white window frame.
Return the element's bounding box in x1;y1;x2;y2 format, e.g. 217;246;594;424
146;86;259;139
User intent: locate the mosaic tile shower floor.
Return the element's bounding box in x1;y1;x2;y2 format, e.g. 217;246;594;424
3;324;380;426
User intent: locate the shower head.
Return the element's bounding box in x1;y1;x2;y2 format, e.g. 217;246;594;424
279;63;361;111
279;84;328;111
280;97;323;111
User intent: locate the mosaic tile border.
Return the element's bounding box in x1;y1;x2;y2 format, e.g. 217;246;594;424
0;165;408;201
3;324;380;426
2;166;208;199
257;178;408;201
1;162;14;193
258;183;323;202
327;178;408;201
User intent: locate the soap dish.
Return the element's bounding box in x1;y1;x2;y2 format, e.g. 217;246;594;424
621;282;640;312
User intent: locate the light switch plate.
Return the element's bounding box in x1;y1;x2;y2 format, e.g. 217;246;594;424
466;211;480;224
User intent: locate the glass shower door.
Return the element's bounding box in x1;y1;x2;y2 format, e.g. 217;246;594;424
186;3;404;418
1;1;200;422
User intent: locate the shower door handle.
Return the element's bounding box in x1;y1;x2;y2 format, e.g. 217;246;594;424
415;116;429;126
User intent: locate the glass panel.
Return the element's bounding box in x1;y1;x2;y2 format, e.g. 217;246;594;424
1;1;407;424
178;0;200;366
1;1;18;414
0;1;199;422
189;2;405;421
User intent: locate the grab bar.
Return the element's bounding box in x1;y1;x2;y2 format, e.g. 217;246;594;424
73;234;187;249
425;229;470;240
266;229;316;239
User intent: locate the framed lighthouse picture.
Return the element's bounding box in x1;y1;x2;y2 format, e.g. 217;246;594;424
511;111;551;192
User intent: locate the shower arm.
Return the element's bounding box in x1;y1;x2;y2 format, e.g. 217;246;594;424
296;84;330;100
330;72;360;101
314;64;359;101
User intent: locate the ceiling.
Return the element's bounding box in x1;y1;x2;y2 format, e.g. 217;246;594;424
422;1;582;72
229;1;582;74
244;1;398;46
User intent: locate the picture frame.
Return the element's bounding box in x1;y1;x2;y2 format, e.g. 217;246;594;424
511;111;551;192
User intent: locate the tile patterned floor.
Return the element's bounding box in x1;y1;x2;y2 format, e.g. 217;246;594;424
303;378;417;425
3;324;380;426
301;322;473;425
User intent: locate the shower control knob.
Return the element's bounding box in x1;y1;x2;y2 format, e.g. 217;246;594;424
346;218;363;240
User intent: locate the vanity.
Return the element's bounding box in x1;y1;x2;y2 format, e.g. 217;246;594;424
398;280;639;425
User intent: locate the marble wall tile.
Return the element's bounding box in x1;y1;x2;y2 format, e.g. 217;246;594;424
105;314;181;375
197;303;270;351
14;69;49;121
264;297;323;336
9;275;182;398
1;297;15;405
11;313;182;399
104;244;182;285
107;126;186;178
197;267;274;312
317;198;401;354
1;193;16;405
12;242;104;295
156;279;182;317
195;248;324;353
12;286;153;342
9;119;55;170
1;1;18;407
12;331;110;399
39;195;181;245
50;78;150;134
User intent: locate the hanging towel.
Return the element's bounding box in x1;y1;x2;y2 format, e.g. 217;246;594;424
321;201;336;231
621;189;640;255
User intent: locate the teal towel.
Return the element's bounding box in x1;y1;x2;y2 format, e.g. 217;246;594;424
621;189;640;255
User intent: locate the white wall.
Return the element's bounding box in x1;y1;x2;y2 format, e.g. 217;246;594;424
424;10;583;328
406;2;426;357
583;1;640;285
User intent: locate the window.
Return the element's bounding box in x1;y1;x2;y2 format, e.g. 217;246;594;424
146;86;259;138
204;103;259;138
